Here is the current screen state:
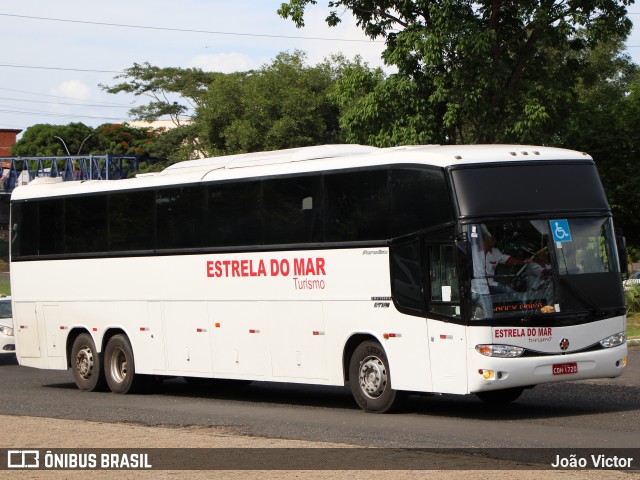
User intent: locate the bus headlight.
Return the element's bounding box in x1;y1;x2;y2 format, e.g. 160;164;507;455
475;344;524;358
599;332;626;348
0;326;13;337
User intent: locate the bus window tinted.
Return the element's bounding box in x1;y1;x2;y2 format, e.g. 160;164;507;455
65;195;108;254
109;190;155;251
392;168;453;236
325;170;389;242
208;181;262;247
157;186;205;250
263;175;323;245
12;202;38;256
39;199;64;255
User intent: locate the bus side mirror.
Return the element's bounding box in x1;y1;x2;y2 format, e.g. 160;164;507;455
616;231;628;279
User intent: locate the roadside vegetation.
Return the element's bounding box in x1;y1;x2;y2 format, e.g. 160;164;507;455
628;314;640;340
624;285;640;339
0;280;9;297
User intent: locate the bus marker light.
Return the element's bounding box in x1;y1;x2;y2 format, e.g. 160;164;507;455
59;326;67;330
92;328;98;332
215;323;221;328
476;345;491;356
196;328;207;333
440;334;453;340
140;327;149;332
383;333;401;339
249;329;260;334
312;331;325;336
476;344;524;358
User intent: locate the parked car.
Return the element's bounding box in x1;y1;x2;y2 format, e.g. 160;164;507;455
0;296;14;354
623;271;640;290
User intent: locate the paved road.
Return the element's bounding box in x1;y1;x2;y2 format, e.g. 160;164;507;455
0;347;638;450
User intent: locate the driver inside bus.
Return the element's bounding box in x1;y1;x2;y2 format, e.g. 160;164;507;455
470;225;532;318
524;247;552;290
481;228;532;294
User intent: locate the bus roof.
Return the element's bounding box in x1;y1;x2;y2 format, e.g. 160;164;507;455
11;144;591;200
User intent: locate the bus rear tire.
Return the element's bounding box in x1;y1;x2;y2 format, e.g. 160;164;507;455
349;340;406;413
476;387;524;405
104;334;146;394
71;333;106;392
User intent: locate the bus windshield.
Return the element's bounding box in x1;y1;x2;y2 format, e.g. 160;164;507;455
468;217;619;320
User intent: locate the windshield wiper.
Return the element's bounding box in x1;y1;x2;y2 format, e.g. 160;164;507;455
559;277;604;317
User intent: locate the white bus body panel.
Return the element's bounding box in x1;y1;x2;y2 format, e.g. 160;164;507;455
12;247;432;391
12;245;627;394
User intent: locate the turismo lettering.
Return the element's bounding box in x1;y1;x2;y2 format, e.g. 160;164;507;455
206;257;326;278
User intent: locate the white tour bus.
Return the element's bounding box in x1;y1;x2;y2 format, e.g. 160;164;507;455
10;144;628;412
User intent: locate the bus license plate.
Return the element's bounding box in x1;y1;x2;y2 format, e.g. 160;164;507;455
552;363;578;375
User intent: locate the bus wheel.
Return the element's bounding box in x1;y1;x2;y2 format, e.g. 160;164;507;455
349;340;405;413
476;387;524;405
104;334;145;394
71;333;106;392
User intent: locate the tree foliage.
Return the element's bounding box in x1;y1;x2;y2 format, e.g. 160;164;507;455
101;62;216;158
198;51;340;154
11;122;166;161
558;38;640;242
11;123;100;156
104;52;343;157
279;0;634;144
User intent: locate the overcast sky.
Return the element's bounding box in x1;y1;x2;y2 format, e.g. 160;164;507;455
1;0;640;136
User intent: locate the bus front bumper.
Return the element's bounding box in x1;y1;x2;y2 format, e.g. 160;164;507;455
468;343;628;393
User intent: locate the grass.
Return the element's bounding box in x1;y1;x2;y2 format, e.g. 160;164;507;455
627;313;640;340
0;279;9;297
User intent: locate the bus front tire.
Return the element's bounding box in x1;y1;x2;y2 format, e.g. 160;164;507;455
349;340;406;413
71;333;106;392
104;334;146;394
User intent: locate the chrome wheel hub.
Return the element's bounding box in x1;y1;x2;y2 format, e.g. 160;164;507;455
75;346;94;380
109;347;128;383
358;355;387;399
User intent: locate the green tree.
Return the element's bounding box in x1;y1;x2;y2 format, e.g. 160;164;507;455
329;56;444;145
558;38;640;244
101;62;216;158
198;51;341;154
11;123;99;156
279;0;634;144
10;122;181;174
95;123;159;156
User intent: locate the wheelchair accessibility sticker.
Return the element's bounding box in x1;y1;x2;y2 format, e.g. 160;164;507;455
551;220;572;243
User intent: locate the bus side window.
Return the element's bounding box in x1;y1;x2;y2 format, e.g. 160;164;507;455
428;245;461;318
390;239;425;315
